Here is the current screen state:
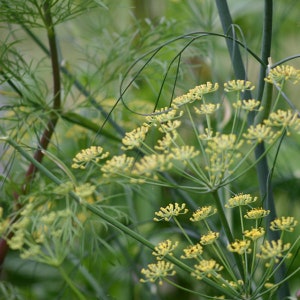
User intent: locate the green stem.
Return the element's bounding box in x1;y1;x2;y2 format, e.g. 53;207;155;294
173;217;193;245
215;0;252;92
61;112;121;142
23;1;61;192
164;277;236;299
211;191;243;278
58;266;86;300
256;0;273;105
212;191;234;243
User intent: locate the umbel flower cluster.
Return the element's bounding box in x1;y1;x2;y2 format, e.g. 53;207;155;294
71;66;300;193
139;195;298;299
0;183;96;266
68;65;300;299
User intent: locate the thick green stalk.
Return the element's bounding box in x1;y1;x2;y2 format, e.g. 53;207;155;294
211;191;243;279
61;112;121;142
256;0;273;102
255;1;289;297
214;0;252;98
215;1;289;298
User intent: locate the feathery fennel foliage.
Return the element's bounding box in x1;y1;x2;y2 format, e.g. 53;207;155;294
1;1;300;299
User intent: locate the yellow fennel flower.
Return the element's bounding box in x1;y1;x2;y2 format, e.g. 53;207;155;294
225;194;257;208
265;65;300;85
154;203;188;222
181;243;203;259
72;146;109;169
244;207;270;219
200;231;220;245
121;124;149;150
257;240;291;264
243;124;278;143
243;227;265;240
190;206;217;222
227;239;251;255
152;240;179;260
140;261;176;285
270;216;298;232
224;80;255;92
194;103;220;115
191;259;223;280
101;154;134;177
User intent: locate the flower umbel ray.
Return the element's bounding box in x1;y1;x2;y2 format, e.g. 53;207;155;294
270;216;298;232
206;133;241;153
72;146;109;169
121;124;149;150
227;239;251;255
146;107;182;124
140;261;176;285
224;80;255;92
152;240;179;260
181;243;203;259
190;206;217;222
225;193;257;208
244;207;270;219
101;154;134;177
264;110;300;134
170;145;200;162
243;227;265;241
154;203;188;222
233;99;263;112
257;240;291;264
243;124;277;144
194;103;220;115
191;259;224;280
132;154;172;178
200;231;220;245
265;65;300;85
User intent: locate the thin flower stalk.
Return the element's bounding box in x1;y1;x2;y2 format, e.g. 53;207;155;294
184;104;210;170
173;217;194;246
202;232;240;284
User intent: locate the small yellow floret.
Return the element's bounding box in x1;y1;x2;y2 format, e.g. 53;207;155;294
72;146;109;169
270;216;298;232
191;259;223;280
244;207;270;219
154;203;188;221
200;231;220;245
140;261;176;285
227;239;251;255
243;227;265;240
181;243;203;259
190;206;217;222
224;80;255;92
225;193;257;208
152;240;179;260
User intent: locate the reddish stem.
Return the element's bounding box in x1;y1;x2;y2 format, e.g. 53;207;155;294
0;1;61;267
